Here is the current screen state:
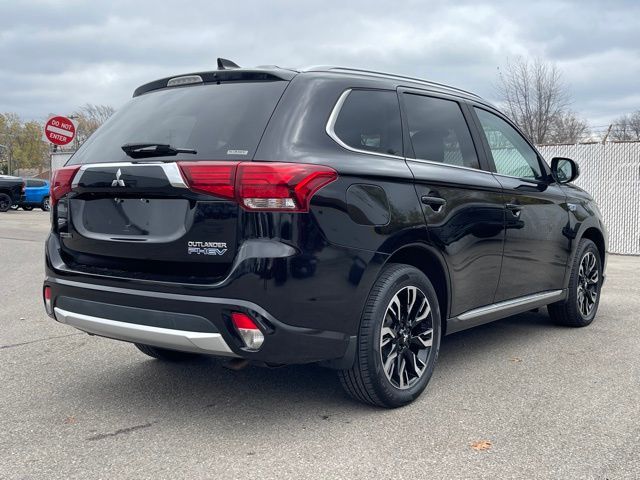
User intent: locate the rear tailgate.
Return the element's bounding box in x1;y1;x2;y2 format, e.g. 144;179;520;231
57;162;238;282
53;75;290;283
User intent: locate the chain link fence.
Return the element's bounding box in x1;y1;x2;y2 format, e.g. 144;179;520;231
537;142;640;255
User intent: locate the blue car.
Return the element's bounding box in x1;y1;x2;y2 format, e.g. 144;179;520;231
17;178;50;211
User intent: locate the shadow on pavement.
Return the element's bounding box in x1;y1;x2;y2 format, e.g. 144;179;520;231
65;308;565;425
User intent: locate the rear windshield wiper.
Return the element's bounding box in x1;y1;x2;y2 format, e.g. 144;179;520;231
121;143;197;159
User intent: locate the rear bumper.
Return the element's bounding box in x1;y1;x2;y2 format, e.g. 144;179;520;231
44;276;356;365
54;306;237;356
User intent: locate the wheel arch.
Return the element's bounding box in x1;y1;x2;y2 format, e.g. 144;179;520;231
384;243;451;335
581;227;606;262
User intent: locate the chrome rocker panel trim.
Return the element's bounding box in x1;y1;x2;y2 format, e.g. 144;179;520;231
54;307;238;356
447;289;566;334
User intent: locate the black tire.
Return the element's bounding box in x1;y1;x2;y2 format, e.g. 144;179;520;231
0;193;11;212
22;205;33;211
338;264;441;408
10;203;19;210
134;343;202;361
548;239;602;327
41;197;50;211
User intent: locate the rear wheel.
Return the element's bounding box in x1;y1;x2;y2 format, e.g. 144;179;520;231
22;205;33;211
548;239;602;327
41;197;50;211
339;264;441;408
0;193;11;212
134;343;203;361
10;203;19;210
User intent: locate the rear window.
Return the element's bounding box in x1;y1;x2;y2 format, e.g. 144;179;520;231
68;81;288;165
331;89;403;156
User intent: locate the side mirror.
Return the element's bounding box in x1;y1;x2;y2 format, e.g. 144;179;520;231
551;157;580;184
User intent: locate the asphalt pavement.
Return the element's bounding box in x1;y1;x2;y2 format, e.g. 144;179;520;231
1;210;639;479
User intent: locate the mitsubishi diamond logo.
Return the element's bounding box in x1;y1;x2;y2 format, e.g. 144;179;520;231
111;168;126;187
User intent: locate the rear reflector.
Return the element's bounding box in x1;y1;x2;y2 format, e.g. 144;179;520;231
43;286;53;317
178;161;337;212
231;312;264;350
50;165;81;206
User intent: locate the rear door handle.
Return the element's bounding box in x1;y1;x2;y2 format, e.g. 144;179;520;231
506;203;522;216
421;195;446;211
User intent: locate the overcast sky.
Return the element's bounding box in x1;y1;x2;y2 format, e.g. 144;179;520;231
1;0;638;131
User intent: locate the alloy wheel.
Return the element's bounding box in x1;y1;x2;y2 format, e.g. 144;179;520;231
577;251;599;317
380;286;434;389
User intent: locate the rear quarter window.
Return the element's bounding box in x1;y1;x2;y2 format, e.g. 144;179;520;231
330;89;403;157
68;81;288;165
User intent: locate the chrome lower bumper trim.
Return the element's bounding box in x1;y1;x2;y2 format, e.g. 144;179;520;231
54;307;238;356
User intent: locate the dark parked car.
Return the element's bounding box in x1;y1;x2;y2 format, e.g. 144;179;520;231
13;178;50;211
0;175;25;212
43;61;607;407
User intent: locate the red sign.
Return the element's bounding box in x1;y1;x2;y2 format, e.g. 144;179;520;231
44;115;76;146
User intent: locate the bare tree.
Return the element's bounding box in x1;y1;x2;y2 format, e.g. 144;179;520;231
72;103;115;145
610;111;640;141
548;111;590;144
497;57;576;145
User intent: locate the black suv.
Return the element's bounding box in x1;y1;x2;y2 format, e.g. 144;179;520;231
0;175;25;212
43;61;607;407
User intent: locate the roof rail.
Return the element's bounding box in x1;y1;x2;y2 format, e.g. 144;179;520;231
302;65;483;100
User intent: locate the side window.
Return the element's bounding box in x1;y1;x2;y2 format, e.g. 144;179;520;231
403;94;479;169
474;108;542;179
332;89;402;156
25;179;35;187
35;180;45;187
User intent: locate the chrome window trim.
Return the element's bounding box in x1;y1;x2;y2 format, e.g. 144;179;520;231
71;161;188;188
325;89;405;161
407;157;492;175
491;171;548;183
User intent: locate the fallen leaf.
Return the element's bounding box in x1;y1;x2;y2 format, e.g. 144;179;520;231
471;440;492;451
64;416;77;425
510;357;522;363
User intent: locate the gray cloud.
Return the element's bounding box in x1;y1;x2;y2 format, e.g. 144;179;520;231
1;0;639;128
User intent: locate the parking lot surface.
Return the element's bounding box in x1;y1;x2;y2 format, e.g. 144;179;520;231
1;210;639;479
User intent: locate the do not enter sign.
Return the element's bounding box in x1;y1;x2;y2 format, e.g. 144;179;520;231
43;115;77;146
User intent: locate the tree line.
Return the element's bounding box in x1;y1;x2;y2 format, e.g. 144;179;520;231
0;104;114;175
497;57;640;144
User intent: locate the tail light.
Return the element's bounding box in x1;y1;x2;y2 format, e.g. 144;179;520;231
177;161;237;199
231;312;264;350
178;161;337;212
50;165;81;206
43;286;53;317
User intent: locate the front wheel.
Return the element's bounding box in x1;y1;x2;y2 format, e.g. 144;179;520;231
21;205;33;211
0;193;11;212
41;197;50;211
338;264;441;408
548;239;602;327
